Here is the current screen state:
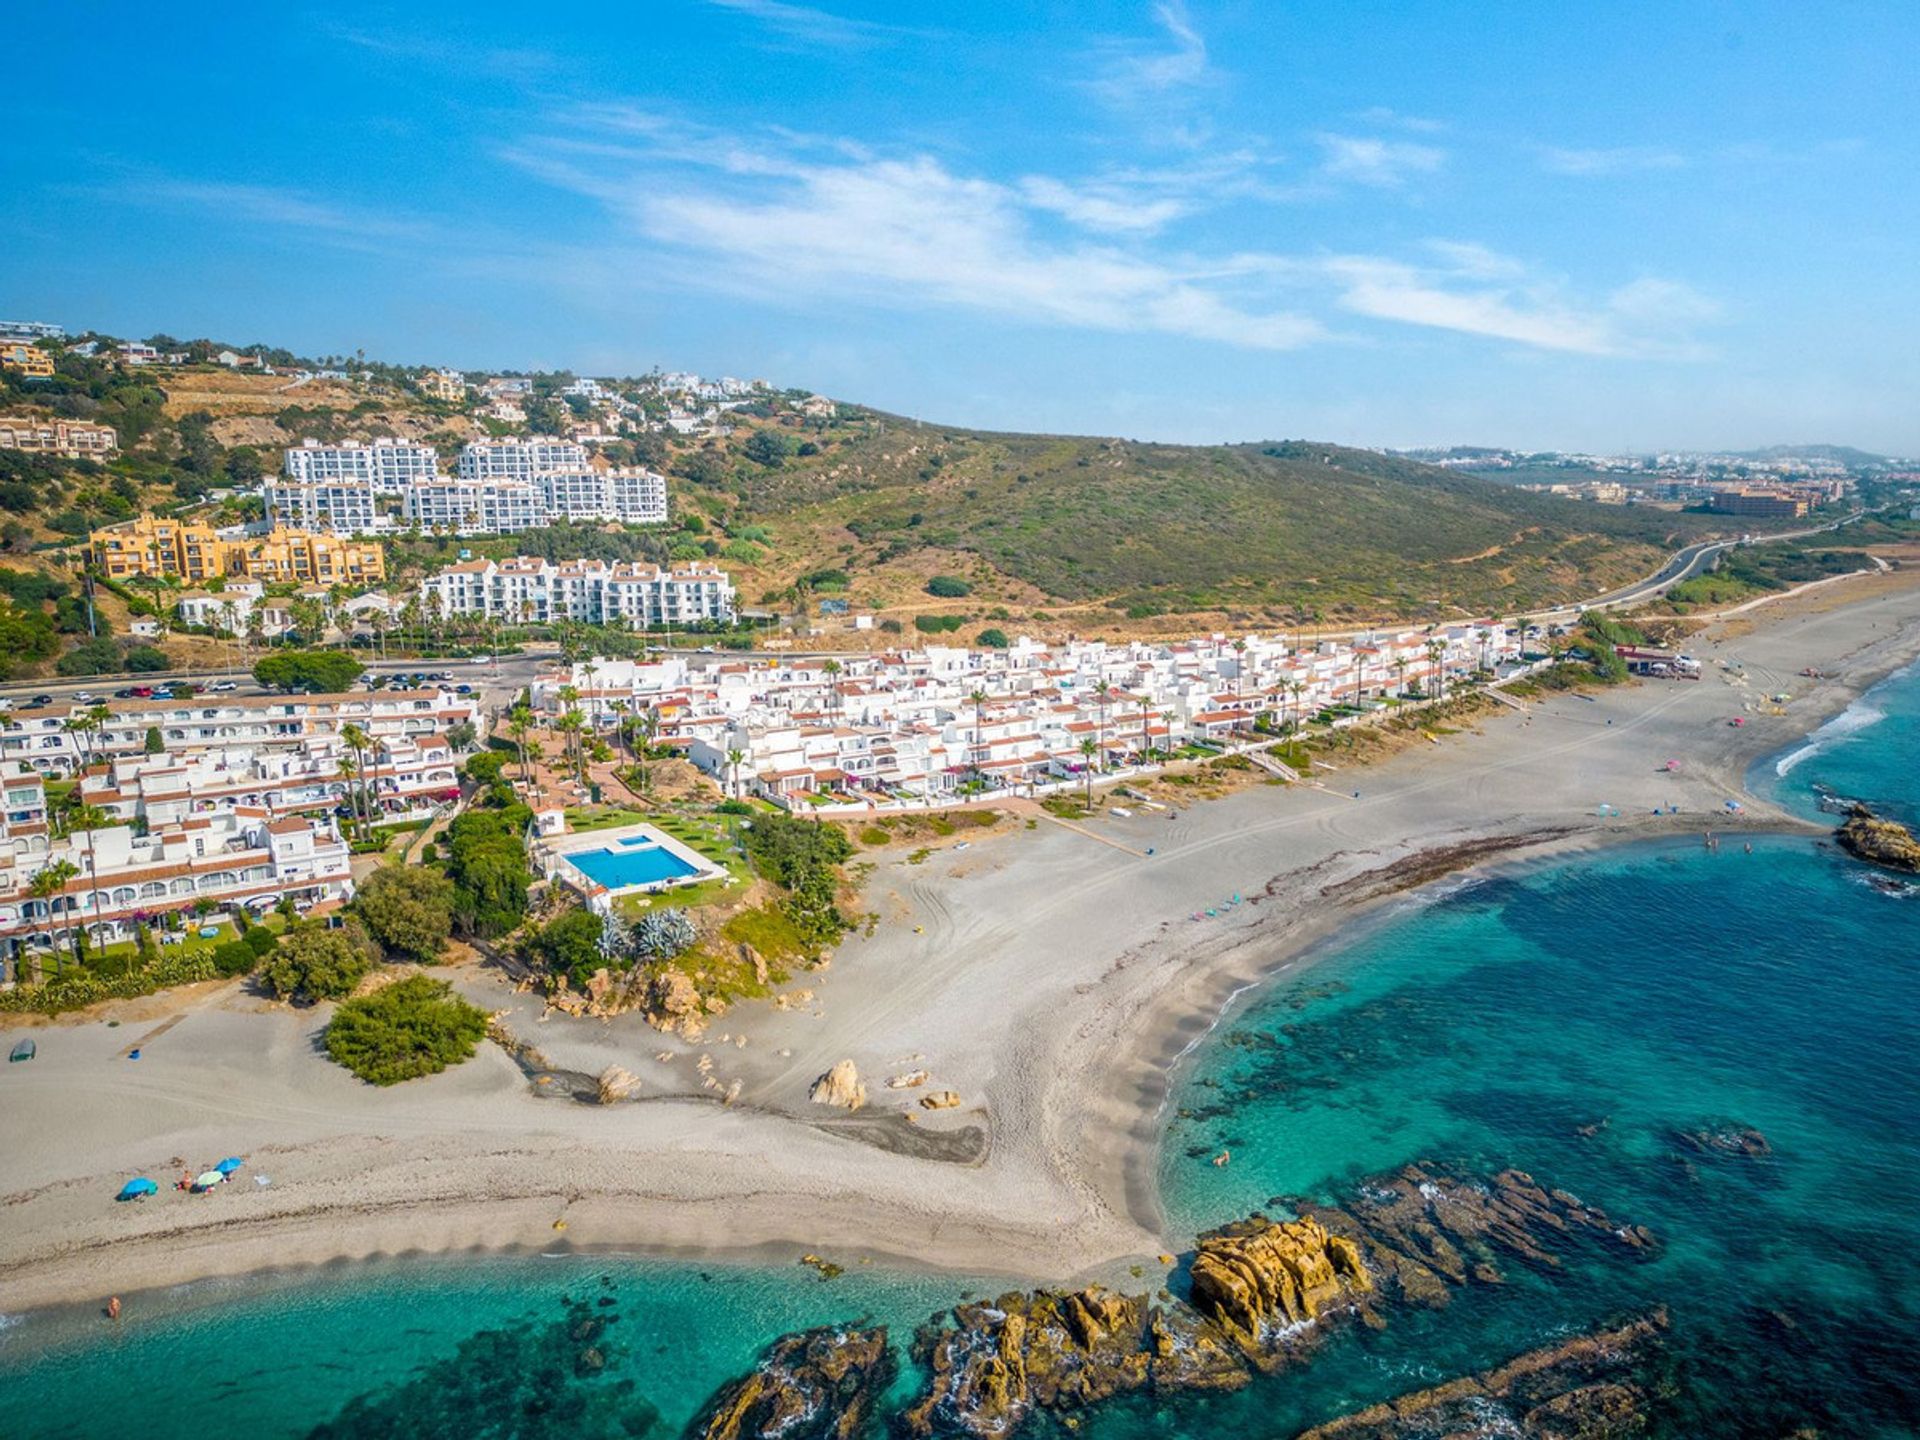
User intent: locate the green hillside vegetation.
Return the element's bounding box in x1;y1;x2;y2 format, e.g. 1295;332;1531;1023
719;418;1730;623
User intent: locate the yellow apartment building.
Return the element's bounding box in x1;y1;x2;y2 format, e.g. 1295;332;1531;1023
0;343;55;377
90;517;386;586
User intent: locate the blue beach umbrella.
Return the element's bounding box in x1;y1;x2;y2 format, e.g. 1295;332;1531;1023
117;1178;158;1201
215;1157;244;1174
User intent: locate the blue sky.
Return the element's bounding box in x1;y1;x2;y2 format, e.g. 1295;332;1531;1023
4;2;1916;452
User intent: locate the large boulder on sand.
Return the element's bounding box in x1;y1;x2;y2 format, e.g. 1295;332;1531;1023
809;1059;867;1111
919;1090;962;1110
596;1065;642;1104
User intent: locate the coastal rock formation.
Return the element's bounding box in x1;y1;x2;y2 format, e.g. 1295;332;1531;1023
899;1287;1153;1438
1835;804;1920;873
809;1059;867;1111
646;969;707;1039
1188;1215;1371;1360
1296;1310;1669;1438
888;1070;931;1089
710;1165;1649;1440
595;1065;641;1104
1295;1165;1657;1307
920;1090;962;1110
688;1325;893;1440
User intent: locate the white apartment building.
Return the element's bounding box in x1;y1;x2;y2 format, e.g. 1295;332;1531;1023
283;438;440;492
403;479;546;535
456;437;589;480
0;320;64;342
0;788;354;970
539;468;668;525
264;477;384;535
0;689;478;779
422;558;734;628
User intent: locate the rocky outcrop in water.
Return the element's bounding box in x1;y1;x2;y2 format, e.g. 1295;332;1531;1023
898;1287;1156;1438
1835;804;1920;873
1296;1165;1657;1308
1189;1215;1371;1361
688;1326;894;1440
1296;1309;1669;1438
705;1165;1651;1440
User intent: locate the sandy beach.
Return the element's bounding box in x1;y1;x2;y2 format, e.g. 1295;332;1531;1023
5;570;1919;1316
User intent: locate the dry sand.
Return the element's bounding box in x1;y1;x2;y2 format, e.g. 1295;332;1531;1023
4;571;1919;1314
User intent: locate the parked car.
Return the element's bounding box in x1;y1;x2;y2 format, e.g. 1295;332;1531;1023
455;684;473;694
29;694;52;708
130;685;154;698
114;688;135;699
470;655;492;666
72;692;97;704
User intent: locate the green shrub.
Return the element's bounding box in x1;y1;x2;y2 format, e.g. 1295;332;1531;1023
976;627;1010;648
259;919;379;1003
243;926;279;957
914;614;965;634
210;940;258;977
926;575;972;598
324;975;488;1086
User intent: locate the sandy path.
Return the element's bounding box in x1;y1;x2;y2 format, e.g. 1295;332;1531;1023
3;573;1918;1313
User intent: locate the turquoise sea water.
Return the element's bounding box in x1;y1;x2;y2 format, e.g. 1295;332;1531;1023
4;666;1917;1436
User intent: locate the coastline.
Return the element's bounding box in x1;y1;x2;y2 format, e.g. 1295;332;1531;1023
5;571;1920;1324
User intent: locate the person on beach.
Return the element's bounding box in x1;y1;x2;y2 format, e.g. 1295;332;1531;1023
106;1296;121;1321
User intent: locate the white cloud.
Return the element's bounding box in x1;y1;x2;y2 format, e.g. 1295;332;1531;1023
1088;1;1212;99
1317;134;1446;187
1316;249;1715;357
1018;176;1190;234
498;113;1715;362
1352;106;1447;134
700;0;930;49
111;178;434;245
1538;145;1687;176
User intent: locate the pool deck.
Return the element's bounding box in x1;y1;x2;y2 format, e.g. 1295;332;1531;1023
533;822;726;907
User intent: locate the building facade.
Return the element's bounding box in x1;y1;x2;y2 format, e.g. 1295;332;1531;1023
90;517;385;585
0;417;117;458
455;437;589;479
1;343;54;377
422;557;735;628
283;438;441;492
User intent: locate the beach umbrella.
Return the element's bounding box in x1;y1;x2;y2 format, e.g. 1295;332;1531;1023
215;1157;244;1174
117;1178;158;1201
193;1170;226;1190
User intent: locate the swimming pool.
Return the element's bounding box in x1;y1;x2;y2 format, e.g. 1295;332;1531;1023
563;837;703;891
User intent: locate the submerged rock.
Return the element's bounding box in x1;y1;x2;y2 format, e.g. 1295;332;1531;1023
1674;1123;1772;1158
810;1059;868;1111
689;1325;894;1440
1836;804;1920;873
1295;1309;1669;1438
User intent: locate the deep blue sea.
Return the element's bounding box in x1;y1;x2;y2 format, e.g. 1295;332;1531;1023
3;666;1917;1437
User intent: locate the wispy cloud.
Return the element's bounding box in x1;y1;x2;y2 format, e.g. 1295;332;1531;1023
700;0;932;49
106;177;436;247
502;111;1715;361
1083;1;1218;141
1538;145;1687;176
1314;248;1717;357
1317;133;1446;187
324;24;558;77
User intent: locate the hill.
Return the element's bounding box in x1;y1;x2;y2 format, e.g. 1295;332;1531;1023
718;416;1725;627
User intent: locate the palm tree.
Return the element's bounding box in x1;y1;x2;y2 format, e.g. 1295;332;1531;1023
581;660;600;735
822;658;842;715
1425;639;1446;703
1393;656;1410;698
1136;693;1154;762
556;709;586;783
968;688;989;785
1094;680;1111;761
28;859;79;979
507;705;535;786
340;723;373;835
1232;638;1248;700
726;746;746;799
61;801;113;955
1078;736;1098;806
1288;679;1306;734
